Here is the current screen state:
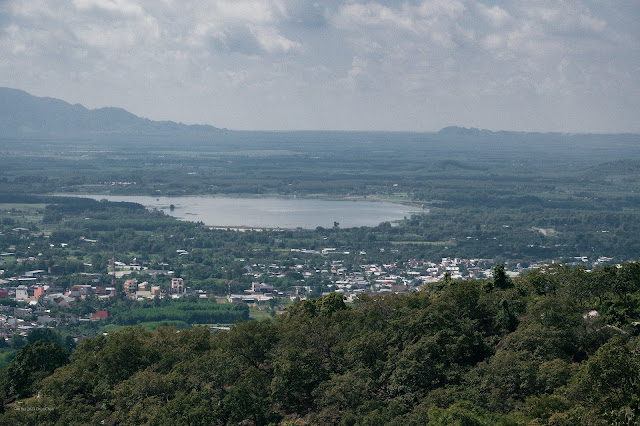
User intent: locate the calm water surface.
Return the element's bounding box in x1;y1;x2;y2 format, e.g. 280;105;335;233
68;195;420;229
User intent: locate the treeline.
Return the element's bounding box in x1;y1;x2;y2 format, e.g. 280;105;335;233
111;301;249;325
2;263;640;424
42;197;146;224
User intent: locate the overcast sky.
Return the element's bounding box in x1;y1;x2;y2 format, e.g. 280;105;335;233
0;0;638;132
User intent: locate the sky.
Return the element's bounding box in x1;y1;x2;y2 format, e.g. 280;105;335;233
0;0;639;133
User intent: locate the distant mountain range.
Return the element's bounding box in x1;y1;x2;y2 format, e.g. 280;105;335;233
1;87;637;141
0;87;225;138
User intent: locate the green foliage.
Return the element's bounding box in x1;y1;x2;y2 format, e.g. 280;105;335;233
0;340;69;399
110;300;249;325
493;264;512;290
3;264;640;423
567;335;640;423
428;401;514;425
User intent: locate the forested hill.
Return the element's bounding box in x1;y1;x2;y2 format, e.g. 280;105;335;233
0;87;224;137
3;264;640;424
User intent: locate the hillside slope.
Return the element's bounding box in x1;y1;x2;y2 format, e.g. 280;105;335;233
0;87;224;137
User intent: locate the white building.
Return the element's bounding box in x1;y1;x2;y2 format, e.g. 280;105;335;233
15;286;28;301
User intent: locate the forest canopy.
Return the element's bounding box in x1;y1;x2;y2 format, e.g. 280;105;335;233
2;263;640;425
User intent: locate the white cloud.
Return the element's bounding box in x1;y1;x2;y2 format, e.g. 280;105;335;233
336;3;414;30
250;25;300;53
477;3;510;27
483;33;504;50
224;69;249;88
0;0;637;132
182;0;300;55
73;0;144;17
522;3;607;35
74;24;136;49
417;0;465;18
211;0;282;25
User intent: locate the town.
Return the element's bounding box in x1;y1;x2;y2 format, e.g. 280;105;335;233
0;239;619;345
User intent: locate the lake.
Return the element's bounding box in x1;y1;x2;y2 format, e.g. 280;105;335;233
65;195;422;229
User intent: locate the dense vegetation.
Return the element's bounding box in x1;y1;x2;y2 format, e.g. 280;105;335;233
110;299;249;326
2;264;640;424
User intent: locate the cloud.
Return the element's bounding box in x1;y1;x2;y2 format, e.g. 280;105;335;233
0;1;11;29
284;1;327;28
477;4;510;27
184;0;301;55
482;33;504;50
251;25;301;53
210;0;282;25
336;3;415;30
417;0;465;18
73;0;145;17
0;0;637;132
335;0;466;32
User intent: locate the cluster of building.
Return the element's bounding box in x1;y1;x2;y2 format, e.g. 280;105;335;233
227;282;276;303
0;281;115;304
241;255;506;302
0;293;111;338
122;277;198;300
0;273;195;337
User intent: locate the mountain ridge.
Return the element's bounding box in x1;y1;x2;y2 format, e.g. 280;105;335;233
0;87;225;137
1;87;638;138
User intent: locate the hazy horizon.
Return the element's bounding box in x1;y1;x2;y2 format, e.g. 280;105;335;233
5;85;640;136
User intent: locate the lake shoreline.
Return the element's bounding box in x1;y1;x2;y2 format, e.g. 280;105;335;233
53;193;422;229
52;191;425;208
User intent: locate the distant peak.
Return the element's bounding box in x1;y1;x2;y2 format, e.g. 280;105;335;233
0;86;224;136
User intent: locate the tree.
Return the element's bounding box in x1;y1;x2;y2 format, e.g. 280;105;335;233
1;341;69;398
27;328;60;345
427;400;510;426
493;264;512;289
572;335;640;421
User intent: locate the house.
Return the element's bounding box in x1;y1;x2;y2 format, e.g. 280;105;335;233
95;287;116;297
62;313;78;324
124;279;138;296
31;304;46;314
171;278;184;294
135;290;152;299
90;311;109;320
15;286;28;301
252;282;275;293
67;289;82;299
14;307;32;318
49;295;74;307
69;285;92;296
37;315;59;325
